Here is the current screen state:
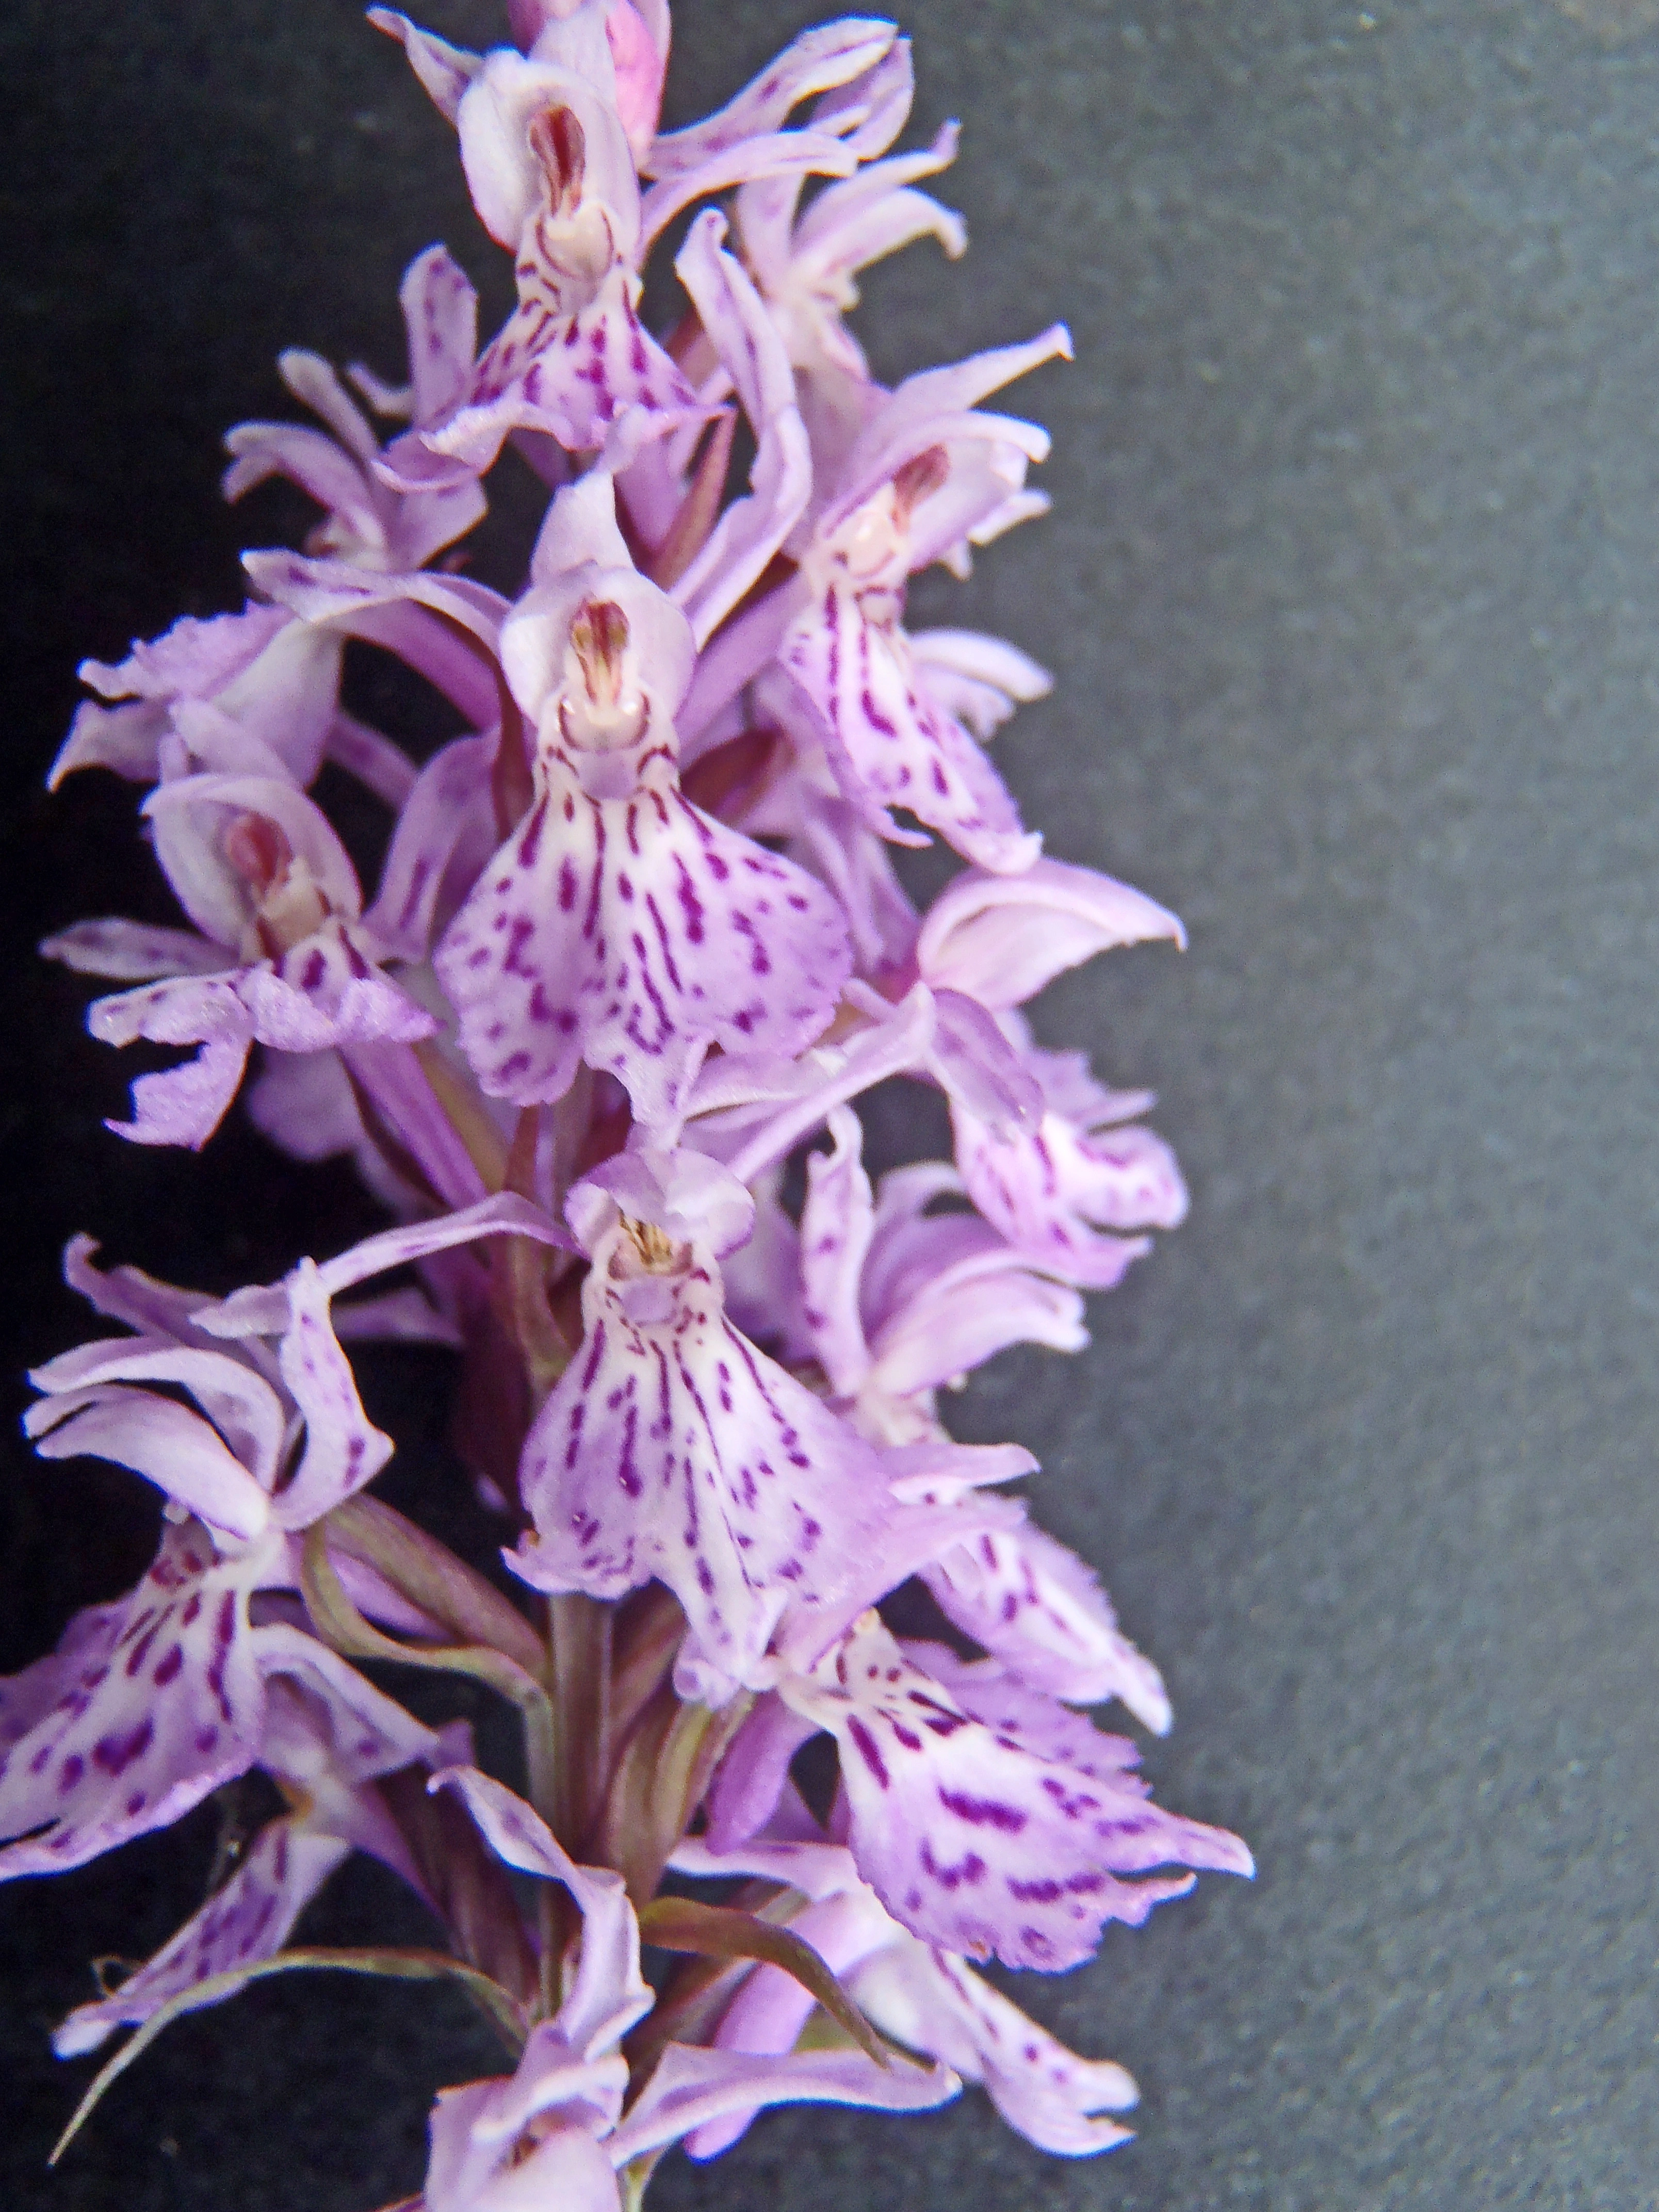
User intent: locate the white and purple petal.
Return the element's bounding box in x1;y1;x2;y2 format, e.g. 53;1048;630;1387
434;752;850;1128
777;1615;1251;1971
0;1524;267;1881
509;1223;892;1701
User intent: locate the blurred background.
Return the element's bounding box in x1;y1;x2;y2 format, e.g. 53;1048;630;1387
4;1;1659;2204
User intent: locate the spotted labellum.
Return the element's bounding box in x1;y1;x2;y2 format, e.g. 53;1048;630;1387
12;4;1247;2205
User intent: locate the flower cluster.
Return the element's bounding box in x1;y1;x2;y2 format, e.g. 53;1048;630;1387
10;6;1248;2204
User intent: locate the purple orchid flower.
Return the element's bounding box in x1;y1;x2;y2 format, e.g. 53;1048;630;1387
720;1616;1251;1973
775;327;1071;873
370;8;699;473
508;1147;909;1703
224;246;486;574
917;857;1191;1288
432;474;851;1128
41;772;437;1149
1;1199;563;1882
416;1765;954;2212
717;1107;1169;1723
371;9;908;484
671;1827;1140;2159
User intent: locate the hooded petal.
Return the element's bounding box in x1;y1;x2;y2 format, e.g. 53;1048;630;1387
777;1615;1251;1971
425;2052;625;2212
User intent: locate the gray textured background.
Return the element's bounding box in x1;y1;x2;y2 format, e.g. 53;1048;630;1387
4;1;1658;2205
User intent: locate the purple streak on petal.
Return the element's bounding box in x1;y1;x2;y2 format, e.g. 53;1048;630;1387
0;1524;266;1880
779;1617;1250;1971
920;1520;1172;1729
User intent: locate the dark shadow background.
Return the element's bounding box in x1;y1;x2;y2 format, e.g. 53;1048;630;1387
5;0;1659;2204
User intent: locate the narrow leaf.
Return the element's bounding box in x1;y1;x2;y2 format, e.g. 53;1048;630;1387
301;1524;558;1821
608;1584;686;1755
52;1945;525;2164
598;1684;750;1907
637;1896;892;2071
326;1493;546;1675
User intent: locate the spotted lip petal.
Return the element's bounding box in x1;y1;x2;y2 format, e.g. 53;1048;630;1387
777;1615;1252;1972
376;47;704;479
780;589;1040;874
0;1522;267;1881
435;526;851;1128
508;1202;894;1702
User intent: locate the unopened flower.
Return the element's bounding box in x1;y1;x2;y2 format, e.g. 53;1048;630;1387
224;246;486;573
